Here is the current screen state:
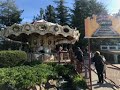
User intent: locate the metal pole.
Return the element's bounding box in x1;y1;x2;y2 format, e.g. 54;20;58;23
88;38;92;90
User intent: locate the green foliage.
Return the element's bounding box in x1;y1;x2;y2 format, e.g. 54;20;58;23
55;64;76;78
33;8;45;21
44;5;56;23
0;63;87;89
0;0;23;26
24;60;42;66
54;0;70;25
45;62;57;67
55;64;68;76
71;0;107;47
0;64;57;90
0;50;27;67
54;64;86;89
73;74;87;89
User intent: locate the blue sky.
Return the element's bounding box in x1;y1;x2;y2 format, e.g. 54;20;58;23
15;0;55;23
14;0;120;23
98;0;120;14
15;0;73;23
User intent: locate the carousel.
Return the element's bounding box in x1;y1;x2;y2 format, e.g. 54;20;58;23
0;20;80;61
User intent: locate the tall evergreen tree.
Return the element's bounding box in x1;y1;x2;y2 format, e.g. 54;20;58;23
0;0;23;50
71;0;107;47
0;0;23;26
54;0;70;25
33;8;45;21
44;5;56;23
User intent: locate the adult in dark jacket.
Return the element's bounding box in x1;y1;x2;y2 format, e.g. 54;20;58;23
75;47;83;62
75;47;83;73
92;51;105;84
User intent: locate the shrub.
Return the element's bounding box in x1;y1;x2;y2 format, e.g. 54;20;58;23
0;50;27;67
23;60;42;66
0;63;87;89
54;64;76;77
0;64;58;90
72;74;87;89
45;62;57;67
55;64;68;76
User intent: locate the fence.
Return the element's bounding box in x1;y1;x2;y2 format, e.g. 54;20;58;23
105;62;120;88
71;51;92;90
78;54;120;90
64;50;120;90
82;54;92;90
27;51;120;89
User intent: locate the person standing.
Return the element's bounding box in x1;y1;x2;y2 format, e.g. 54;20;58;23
92;51;105;84
69;46;74;64
58;46;63;63
75;47;83;73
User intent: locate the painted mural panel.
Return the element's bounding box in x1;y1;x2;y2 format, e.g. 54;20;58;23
85;14;120;38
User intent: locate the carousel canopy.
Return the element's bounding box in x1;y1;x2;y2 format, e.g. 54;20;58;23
0;20;80;43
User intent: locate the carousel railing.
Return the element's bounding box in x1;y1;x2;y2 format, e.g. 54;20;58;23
27;52;57;61
58;51;70;64
27;51;71;63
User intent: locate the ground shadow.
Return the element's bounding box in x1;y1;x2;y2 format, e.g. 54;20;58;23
92;81;119;90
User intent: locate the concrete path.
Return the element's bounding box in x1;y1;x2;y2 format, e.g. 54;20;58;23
91;66;119;90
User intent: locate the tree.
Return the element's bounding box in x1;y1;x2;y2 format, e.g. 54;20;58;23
33;8;45;21
54;0;70;25
71;0;107;47
113;9;120;17
44;5;56;23
0;0;23;26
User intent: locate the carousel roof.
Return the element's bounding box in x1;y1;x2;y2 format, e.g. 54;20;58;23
0;20;80;41
34;19;56;25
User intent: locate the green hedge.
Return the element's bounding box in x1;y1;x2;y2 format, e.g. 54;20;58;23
0;50;27;67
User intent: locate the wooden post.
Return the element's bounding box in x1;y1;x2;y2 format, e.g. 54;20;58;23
88;38;92;90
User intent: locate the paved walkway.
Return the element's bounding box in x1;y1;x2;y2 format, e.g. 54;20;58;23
91;66;119;90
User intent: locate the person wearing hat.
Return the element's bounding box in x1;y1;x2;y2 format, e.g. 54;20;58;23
92;51;105;84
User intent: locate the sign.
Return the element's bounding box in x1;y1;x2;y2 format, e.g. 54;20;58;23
85;14;120;38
